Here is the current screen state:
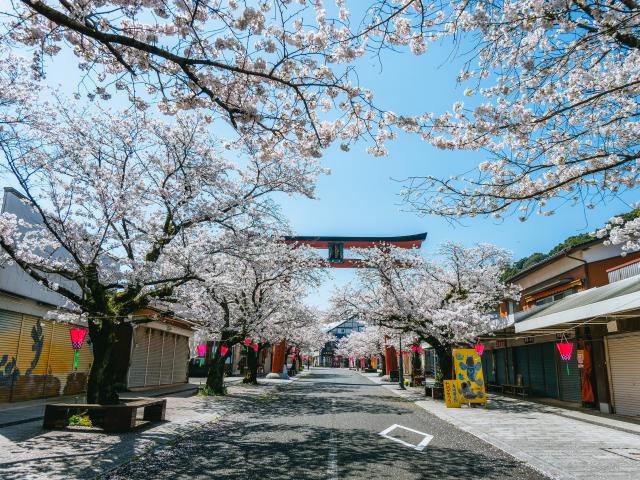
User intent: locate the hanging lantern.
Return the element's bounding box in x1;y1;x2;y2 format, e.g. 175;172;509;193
244;338;252;346
197;344;206;366
410;345;418;353
69;327;88;370
556;341;574;375
417;346;423;353
556;342;573;360
220;345;229;357
475;343;485;356
252;344;259;352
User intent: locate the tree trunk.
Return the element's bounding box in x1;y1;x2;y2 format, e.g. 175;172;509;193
243;345;260;385
206;331;236;394
431;340;454;381
86;318;119;405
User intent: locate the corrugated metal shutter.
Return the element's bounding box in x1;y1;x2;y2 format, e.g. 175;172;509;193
482;352;495;383
127;327;149;388
0;310;22;402
145;328;163;386
159;333;176;385
48;322;92;397
172;335;189;383
607;334;640;416
558;342;581;402
514;346;529;386
542;342;559;398
505;348;515;384
528;344;546;396
495;349;506;384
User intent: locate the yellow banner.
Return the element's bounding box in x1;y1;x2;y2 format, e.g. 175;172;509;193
453;348;486;405
444;380;461;408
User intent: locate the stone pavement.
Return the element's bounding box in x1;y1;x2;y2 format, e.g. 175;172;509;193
360;371;640;480
0;373;307;480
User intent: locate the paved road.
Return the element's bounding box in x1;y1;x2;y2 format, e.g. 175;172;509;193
107;368;548;480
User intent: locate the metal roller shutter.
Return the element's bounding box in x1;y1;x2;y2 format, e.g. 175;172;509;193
495;349;506;384
172;335;189;383
514;346;529;386
145;328;163;387
482;351;495;384
607;333;640;416
0;310;22;403
527;345;546;396
128;327;149;388
558;342;581;402
542;342;559;398
159;333;176;385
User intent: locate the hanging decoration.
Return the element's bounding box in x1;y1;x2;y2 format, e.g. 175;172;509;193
220;345;229;357
252;344;259;352
474;343;485;356
244;338;252;346
197;344;206;366
69;327;88;370
556;334;574;375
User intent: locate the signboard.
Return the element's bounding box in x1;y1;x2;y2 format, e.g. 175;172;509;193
444;380;461;408
577;349;584;369
495;340;506;348
523;337;534;344
453;348;487;405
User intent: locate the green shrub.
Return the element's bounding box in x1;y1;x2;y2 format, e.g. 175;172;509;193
68;413;92;427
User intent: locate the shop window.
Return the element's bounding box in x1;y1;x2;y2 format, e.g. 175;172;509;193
534;288;576;306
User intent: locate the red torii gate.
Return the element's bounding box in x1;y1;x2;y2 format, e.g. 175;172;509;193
268;233;427;378
283;232;427;268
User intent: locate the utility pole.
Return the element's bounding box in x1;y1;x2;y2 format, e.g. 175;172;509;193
398;334;405;390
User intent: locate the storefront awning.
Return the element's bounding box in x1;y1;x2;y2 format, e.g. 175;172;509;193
514;275;640;333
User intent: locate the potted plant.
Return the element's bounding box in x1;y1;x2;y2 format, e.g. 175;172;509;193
432;369;445;400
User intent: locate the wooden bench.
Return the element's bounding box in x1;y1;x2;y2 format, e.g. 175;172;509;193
43;398;166;432
487;383;504;393
502;384;529;399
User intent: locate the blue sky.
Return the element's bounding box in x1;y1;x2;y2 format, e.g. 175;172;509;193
275;43;637;308
1;6;635;310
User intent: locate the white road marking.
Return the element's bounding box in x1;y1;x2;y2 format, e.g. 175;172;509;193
378;424;434;452
327;397;338;479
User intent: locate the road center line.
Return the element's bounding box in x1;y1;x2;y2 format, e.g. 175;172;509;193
327;397;338;480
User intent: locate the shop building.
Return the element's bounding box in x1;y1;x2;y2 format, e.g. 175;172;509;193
488;235;640;415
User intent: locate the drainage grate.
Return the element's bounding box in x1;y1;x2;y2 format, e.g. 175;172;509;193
604;448;640;461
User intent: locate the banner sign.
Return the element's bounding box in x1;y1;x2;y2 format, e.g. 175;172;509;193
444;380;461;408
453;348;487;405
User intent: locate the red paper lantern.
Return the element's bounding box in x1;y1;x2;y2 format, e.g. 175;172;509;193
410;345;418;352
220;345;229;357
69;327;88;350
475;343;485;356
252;344;259;352
197;344;206;357
244;338;252;346
417;346;423;353
556;342;574;361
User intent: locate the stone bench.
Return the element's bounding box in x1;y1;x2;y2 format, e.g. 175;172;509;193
43;398;166;432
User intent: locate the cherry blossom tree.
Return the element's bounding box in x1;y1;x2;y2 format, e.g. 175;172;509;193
176;236;322;393
384;1;640;224
332;242;518;379
0;92;320;403
2;0;433;159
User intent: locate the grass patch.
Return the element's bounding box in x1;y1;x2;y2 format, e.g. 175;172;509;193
197;385;227;396
68;413;93;427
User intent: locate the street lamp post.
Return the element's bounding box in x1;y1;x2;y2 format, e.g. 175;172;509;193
398;335;405;390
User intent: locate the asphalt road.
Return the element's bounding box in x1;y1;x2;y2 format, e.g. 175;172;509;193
107;368;548;480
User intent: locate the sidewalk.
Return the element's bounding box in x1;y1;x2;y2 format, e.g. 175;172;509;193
0;372;308;480
361;372;640;480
